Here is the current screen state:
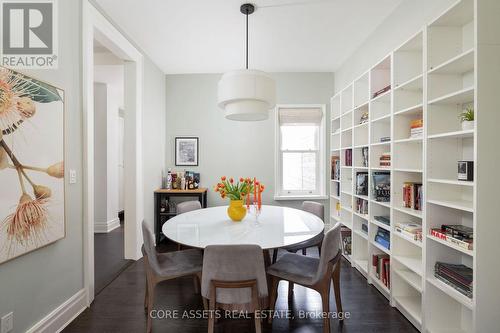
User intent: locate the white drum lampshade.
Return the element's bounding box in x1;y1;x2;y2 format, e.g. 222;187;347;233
217;69;276;121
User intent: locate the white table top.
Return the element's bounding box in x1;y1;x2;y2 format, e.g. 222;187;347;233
162;205;324;250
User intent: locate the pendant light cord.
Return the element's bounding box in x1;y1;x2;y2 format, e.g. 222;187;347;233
245;9;249;69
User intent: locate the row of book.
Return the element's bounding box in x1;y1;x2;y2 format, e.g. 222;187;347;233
372;254;390;288
409;118;423;139
331;156;340;180
379;152;391;167
375;227;390;250
395;222;423;243
345;149;353;167
430;224;473;251
402;182;423;211
435;262;472;298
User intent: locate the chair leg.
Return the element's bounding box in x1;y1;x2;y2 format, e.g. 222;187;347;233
317;244;322;257
208;284;216;333
332;263;343;317
288;281;294;298
144;278;148;312
302;248;307;255
146;277;156;333
268;277;280;324
193;275;200;294
251;284;261;333
320;288;331;333
272;249;278;263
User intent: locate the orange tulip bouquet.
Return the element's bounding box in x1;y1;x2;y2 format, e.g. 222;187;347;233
214;176;265;222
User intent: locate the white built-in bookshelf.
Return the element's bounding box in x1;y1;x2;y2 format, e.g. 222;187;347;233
329;1;500;331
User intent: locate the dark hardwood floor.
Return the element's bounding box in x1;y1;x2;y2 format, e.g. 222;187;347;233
66;245;418;333
94;223;133;295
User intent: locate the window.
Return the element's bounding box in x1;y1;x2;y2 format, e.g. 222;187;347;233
275;105;326;199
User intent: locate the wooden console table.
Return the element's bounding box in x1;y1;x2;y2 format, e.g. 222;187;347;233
154;188;208;244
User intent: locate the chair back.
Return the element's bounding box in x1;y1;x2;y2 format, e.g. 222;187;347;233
201;244;268;305
314;222;342;283
142;221;161;272
176;200;202;215
302;201;324;221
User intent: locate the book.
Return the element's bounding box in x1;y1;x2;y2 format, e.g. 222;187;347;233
331;155;340;180
375;235;390;250
345;149;353;167
380;136;391;142
430;228;473;250
435;262;473;298
402;182;422;210
372;172;391;202
373;85;391;99
356;198;368;215
374;215;390;226
372;254;390;288
361;147;369;167
341;227;352;256
379;152;391;167
356;172;369;196
441;224;473;240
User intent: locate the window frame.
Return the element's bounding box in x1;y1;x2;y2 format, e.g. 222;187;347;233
274;104;327;200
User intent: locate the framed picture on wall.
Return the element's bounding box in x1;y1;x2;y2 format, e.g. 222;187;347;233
0;66;65;265
175;137;199;166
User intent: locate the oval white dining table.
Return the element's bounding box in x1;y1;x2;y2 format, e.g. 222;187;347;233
162;205;324;250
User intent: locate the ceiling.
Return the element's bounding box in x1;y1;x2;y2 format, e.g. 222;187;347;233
95;0;402;74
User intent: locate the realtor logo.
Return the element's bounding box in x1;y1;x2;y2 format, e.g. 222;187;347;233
0;0;58;68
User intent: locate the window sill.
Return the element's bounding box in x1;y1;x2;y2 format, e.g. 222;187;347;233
274;195;329;201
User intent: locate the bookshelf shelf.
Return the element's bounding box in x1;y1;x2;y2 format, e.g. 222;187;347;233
427;277;474;310
393;206;422;218
372;240;391;255
427;129;474;140
428;48;474;75
427;199;473;212
330;194;340;200
371;219;391;232
371;200;391;208
354;228;368;240
371;114;391;123
354;258;369;275
371;273;391;295
428;87;474;105
394;295;422;326
370;142;391;147
394;268;422;292
394;104;423;116
393;168;422;173
394;74;423;91
331;215;341;222
427;234;473;256
427;178;474;187
393;255;422;276
394;229;423;248
371;89;391;103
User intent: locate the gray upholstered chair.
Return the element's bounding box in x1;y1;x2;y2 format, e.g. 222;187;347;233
142;221;203;333
272;201;325;263
202;244;268;333
176;200;202;214
175;200;202;250
267;223;343;333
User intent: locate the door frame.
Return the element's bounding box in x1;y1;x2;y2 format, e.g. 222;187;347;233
82;0;144;305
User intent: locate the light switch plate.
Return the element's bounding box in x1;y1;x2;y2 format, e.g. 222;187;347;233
69;169;77;184
1;312;13;333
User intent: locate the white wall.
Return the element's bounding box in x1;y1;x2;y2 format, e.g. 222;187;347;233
165;73;334;213
0;1;84;332
334;0;458;92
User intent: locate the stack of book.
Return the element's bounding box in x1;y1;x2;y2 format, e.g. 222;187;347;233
435;262;473;298
356;198;368;215
402;182;423;210
372;254;390;288
375;227;390;250
331;156;340;180
345;149;353;166
341;227;352;256
395;222;422;242
410;118;423;138
379;152;391;167
430;224;473;251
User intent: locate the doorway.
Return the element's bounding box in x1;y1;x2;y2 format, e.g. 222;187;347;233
83;1;144;305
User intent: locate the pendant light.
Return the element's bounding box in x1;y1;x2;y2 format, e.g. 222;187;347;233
217;3;276;121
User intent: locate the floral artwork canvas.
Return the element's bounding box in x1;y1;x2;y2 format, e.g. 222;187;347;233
0;66;65;264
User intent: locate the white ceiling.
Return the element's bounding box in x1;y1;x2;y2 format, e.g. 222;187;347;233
95;0;402;74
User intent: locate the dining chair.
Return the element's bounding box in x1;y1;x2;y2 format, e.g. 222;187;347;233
201;244;268;333
142;221;204;333
176;200;202;214
272;201;325;263
175;200;202;250
267;223;343;333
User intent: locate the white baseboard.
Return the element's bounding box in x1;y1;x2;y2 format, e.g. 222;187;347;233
26;289;86;333
94;217;120;233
